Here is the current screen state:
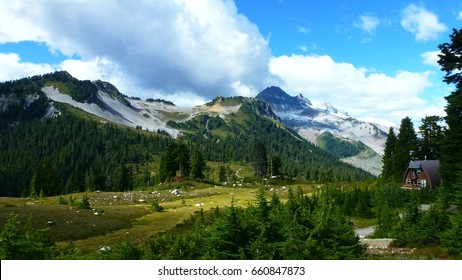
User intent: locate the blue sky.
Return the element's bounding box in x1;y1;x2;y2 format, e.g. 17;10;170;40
1;0;460;125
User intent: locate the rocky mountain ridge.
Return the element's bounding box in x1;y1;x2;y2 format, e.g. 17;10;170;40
255;86;391;175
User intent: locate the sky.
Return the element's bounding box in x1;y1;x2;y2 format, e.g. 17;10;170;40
0;0;460;126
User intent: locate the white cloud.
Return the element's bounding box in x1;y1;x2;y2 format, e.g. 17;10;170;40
422;50;441;68
0;0;272;99
298;45;308;52
400;4;447;41
0;52;55;81
355;15;380;34
297;25;310;34
269;54;436;124
458;11;462;20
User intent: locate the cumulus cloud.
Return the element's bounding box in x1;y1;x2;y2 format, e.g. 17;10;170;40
0;0;272;100
400;4;447;41
269;54;435;124
0;52;55;81
354;15;380;34
422;50;441;68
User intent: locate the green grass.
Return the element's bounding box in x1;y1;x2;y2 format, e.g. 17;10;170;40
45;81;70;95
219;98;242;106
351;217;378;228
157;110;189;121
0;183;267;256
3;180;449;259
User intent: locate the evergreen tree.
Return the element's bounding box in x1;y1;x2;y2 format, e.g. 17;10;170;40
0;214;56;259
158;144;179;181
392;117;418;182
113;163;133;191
418;115;443;160
438;28;462;190
29;162;58;196
253;142;267;177
381;127;397;180
269;155;282;177
189;148;206;180
213;203;247;259
175;143;190;179
218;165;227;183
65;165;85;193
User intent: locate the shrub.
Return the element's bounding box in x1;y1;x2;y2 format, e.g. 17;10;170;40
152;200;164;212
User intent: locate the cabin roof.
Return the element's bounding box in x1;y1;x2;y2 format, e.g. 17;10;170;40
408;160;440;186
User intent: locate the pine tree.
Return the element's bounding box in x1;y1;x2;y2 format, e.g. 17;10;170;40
113;163;132;191
158;144;179;181
381;127;397;180
392;117;418;182
218;165;227;183
438;28;462;190
418;115;443;160
269;155;282;177
29;162;58;196
0;214;56;259
253;142;267;177
189;148;206;180
175;143;190;179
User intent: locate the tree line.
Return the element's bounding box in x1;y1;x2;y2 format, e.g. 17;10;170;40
0;108;171;196
381;115;443;182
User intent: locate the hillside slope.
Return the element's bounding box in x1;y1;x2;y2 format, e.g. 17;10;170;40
0;72;373;196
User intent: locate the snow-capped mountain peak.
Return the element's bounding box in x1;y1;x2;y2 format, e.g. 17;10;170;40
256;86;389;176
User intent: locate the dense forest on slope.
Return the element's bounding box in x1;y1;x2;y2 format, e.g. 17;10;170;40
168;97;373;182
316;132;370;158
0;107;170;196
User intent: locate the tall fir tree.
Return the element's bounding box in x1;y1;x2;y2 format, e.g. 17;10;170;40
175;143;190;179
381;127;397;180
392;117;418;182
438;28;462;191
269;155;282;177
113;162;133;191
417;115;443;160
253;142;268;177
28;162;58;197
189;148;206;180
158;143;180;181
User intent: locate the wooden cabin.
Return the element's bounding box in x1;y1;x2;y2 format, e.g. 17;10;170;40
403;160;440;189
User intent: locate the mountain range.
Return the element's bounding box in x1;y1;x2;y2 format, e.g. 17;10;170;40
0;71;383;196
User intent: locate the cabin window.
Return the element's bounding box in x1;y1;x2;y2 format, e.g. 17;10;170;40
416;169;421;175
417;179;421;185
406;178;411;184
421;180;427;188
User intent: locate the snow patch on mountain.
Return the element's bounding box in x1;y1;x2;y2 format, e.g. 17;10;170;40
42;86;246;138
255;86;391;176
43;86;181;136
